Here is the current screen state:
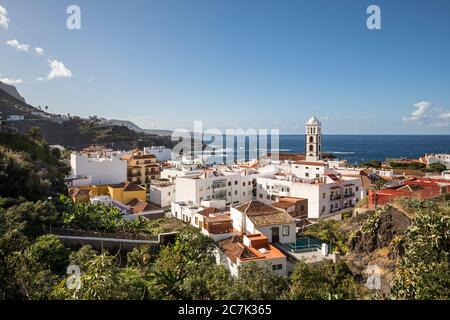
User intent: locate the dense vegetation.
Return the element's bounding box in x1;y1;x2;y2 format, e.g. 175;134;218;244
0;131;69;202
360;159;447;173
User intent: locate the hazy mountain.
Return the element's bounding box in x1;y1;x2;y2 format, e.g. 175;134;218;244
0;81;25;102
107;119;172;136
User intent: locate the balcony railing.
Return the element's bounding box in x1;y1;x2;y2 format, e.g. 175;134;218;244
330;194;342;201
128;171;141;177
330;207;341;213
344;192;355;197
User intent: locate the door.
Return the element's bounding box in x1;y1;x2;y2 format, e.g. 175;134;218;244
271;227;280;243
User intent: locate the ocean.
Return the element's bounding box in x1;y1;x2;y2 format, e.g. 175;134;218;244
280;135;450;164
205;135;450;165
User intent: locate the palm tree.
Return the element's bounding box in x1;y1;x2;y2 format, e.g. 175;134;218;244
45;106;48;113
28;126;43;141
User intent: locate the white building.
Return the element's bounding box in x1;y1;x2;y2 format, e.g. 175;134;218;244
257;172;363;219
423;153;450;169
442;170;450;180
149;181;176;208
70;152;127;185
7;115;24;121
144;146;172;162
230;201;296;244
174;167;258;206
216;234;288;277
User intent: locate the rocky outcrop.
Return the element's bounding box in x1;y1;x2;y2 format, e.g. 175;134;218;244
349;206;411;254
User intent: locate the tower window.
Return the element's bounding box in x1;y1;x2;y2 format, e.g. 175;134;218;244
309;136;314;143
309;145;314;152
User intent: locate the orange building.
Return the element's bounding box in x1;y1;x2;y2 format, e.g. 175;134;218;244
122;149;161;192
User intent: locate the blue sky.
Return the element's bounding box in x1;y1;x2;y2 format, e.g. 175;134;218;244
1;0;450;134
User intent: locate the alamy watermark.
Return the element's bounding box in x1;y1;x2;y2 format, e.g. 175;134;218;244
171;121;280;165
364;264;382;290
367;5;381;30
66;264;81;290
66;5;81;30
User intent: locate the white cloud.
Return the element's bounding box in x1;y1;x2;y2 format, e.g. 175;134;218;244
0;77;23;85
0;5;9;29
402;101;433;121
440;112;450;119
34;47;45;55
6;39;29;52
403;101;449;127
36;77;46;82
47;59;73;80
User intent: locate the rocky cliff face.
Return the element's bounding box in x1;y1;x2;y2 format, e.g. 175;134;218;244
0;81;25;102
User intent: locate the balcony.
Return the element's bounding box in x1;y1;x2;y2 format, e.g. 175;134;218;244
344;192;355;198
330;207;341;214
212;190;228;200
330;194;342;201
128;171;141;177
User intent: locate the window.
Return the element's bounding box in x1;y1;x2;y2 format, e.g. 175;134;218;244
305;173;309;177
234;181;238;185
309;145;314;152
259;194;263;198
234;190;238;195
316;174;320;178
282;225;290;236
272;264;283;271
356;187;359;191
228;192;231;196
321;206;326;213
267;195;270;200
322;193;326;199
243;192;246;196
228;181;231;186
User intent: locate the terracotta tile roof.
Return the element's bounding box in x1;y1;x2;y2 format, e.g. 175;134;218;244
326;174;340;181
392;169;425;177
206;214;232;223
235;201;295;227
218;235;286;263
294;161;326;167
218;236;257;263
197;207;220;217
69;188;90;198
126;198;160;213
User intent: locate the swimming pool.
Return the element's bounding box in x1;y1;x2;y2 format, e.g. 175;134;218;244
285;236;333;253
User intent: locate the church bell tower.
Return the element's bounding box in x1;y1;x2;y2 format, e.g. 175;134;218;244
305;116;322;161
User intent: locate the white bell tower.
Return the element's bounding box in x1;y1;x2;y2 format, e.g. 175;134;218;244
305;116;322;161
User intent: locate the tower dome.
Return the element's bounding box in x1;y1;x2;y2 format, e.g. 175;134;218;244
306;116;321;126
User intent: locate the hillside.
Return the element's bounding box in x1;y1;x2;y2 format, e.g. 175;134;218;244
0;81;25;102
107;119;172;136
0;87;174;150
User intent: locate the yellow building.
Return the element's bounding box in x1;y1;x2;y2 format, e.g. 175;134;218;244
122;149;161;192
107;181;147;204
